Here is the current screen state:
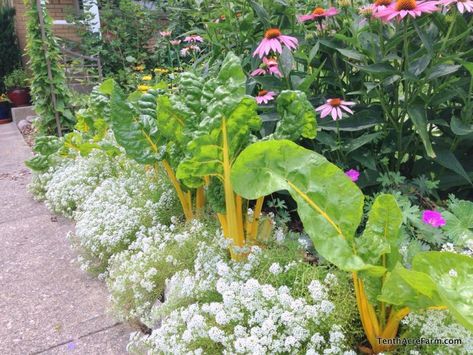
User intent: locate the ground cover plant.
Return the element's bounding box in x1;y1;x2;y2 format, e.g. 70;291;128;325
24;0;473;354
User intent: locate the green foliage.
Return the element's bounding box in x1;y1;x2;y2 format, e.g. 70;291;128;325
232;139;473;332
3;68;28;90
0;6;22;92
24;0;74;135
25;136;63;172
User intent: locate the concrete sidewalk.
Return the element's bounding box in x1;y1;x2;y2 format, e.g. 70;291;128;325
0;123;131;354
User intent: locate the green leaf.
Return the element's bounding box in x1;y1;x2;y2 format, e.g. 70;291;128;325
358;63;397;75
407;105;436;158
443;200;473;246
308;41;320;64
271;90;316;140
378;263;441;310
434;148;472;185
232;140;379;272
248;0;270;27
98;78;114;95
279;46;294;78
337;48;364;61
408;54;431;76
427;64;461;80
413;252;473;331
451;116;473;136
356;195;402;266
108;81;157;164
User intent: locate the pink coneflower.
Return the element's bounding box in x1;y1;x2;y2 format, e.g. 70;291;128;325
298;7;340;22
440;0;473;12
180;45;201;57
255;90;276;104
250;57;282;77
374;0;439;21
345;169;360;182
184;35;204;43
422;210;446;228
160;31;172;37
253;28;298;59
316;98;355;120
170;39;182;46
360;0;393;16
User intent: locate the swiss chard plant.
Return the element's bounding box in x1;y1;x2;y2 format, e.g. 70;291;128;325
175;52;317;257
231;139;473;353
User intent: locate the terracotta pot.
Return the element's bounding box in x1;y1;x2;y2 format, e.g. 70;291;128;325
7;87;31;107
0;101;12;124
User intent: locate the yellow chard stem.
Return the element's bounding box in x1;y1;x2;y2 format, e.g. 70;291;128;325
161;160;193;221
221;119;245;256
195;186;206;216
248;196;264;242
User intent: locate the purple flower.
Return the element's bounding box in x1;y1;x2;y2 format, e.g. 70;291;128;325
250;57;282;78
345;169;360;182
253;28;298;59
316;98;355;121
422;210;446;228
255;90;276;104
184;35;204;43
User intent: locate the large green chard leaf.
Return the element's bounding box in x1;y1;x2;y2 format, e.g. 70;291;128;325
413;252;473;331
380;252;473;330
108;81;159;165
356;194;402;267
231;139;381;272
270;90;317;141
176;53;261;188
378;263;442;310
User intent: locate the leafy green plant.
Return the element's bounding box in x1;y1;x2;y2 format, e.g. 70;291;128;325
231;139;473;353
24;0;74;135
0;6;22;92
4;68;29;89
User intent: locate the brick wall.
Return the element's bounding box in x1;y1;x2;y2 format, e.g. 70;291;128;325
13;0;80;56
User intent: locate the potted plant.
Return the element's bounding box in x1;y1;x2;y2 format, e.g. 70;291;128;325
4;68;31;107
0;94;12;124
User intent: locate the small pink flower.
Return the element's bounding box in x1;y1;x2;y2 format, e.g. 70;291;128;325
160;31;172;37
255;90;276;104
422;210;446;228
170;39;182;46
345;169;360;182
440;0;473;12
184;35;204;43
180;45;201;57
250;57;282;77
374;0;439;22
253;28;298;59
315;98;355;120
298;7;340;22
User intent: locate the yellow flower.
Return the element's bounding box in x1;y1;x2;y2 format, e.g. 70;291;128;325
142;75;152;81
138;85;150;92
154;68;169;74
134;64;145;72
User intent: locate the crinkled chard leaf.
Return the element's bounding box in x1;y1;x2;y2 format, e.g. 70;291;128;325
231;139;381;272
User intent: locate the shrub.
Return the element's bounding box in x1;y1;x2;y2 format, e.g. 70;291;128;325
0;6;21;92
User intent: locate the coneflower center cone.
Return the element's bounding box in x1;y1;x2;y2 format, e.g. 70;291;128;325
374;0;392;6
264;28;282;39
312;7;326;15
329;98;342;107
395;0;417;10
258;90;269;96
